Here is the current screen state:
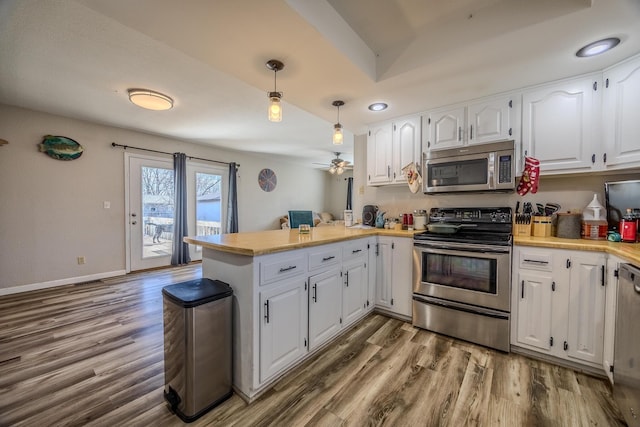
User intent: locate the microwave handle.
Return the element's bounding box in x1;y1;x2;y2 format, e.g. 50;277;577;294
488;152;495;189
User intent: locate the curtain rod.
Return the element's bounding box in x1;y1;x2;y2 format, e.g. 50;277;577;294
111;142;239;168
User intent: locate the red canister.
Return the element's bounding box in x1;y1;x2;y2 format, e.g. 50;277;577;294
620;208;637;243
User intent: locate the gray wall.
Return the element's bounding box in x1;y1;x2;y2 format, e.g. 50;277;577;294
0;104;329;290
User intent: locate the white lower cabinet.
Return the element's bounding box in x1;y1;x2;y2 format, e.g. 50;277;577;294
342;258;367;327
375;236;412;318
512;246;606;369
259;275;308;382
603;255;623;383
308;267;343;351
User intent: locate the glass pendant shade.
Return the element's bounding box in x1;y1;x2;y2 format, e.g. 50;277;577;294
333;123;343;145
268;93;282;122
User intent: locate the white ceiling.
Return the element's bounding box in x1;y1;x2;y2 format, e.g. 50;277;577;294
1;0;639;169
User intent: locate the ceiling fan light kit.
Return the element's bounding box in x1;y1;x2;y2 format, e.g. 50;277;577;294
266;59;284;122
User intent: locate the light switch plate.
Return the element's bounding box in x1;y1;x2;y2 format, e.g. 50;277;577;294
103;201;111;209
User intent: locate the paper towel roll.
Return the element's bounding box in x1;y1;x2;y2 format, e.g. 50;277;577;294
556;213;582;239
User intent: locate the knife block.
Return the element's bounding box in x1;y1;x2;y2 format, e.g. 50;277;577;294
532;216;552;237
513;219;532;236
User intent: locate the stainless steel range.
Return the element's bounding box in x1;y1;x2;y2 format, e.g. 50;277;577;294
412;207;512;352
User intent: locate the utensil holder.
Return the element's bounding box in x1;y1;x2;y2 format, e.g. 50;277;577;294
532;216;552;237
513;219;532;236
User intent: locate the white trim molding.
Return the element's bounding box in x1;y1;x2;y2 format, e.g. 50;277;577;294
0;270;127;296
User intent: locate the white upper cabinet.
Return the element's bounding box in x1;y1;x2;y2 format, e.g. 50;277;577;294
392;116;422;184
425;96;517;151
426;106;466;150
522;75;600;174
603;54;640;169
367;122;393;185
367;115;421;187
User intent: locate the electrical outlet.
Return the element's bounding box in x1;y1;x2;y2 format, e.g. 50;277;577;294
77;256;86;265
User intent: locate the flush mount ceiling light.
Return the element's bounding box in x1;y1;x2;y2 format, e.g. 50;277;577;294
332;100;345;145
266;59;284;122
576;37;620;57
368;102;388;112
127;89;173;111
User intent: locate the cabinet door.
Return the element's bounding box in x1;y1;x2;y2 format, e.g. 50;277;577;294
367;123;393;185
308;268;343;351
392;116;421;184
367;237;376;313
515;272;554;352
603;255;622;383
260;277;307;382
603;56;640;168
343;259;366;326
566;253;606;365
427;107;466;151
375;237;394;310
522;76;598;173
468;96;513;145
390;237;413;317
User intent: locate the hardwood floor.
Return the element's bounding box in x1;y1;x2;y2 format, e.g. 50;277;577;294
0;264;626;426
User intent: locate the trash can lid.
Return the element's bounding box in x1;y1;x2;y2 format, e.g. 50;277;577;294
162;278;233;308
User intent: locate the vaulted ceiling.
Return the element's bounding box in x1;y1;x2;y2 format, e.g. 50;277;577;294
1;0;639;168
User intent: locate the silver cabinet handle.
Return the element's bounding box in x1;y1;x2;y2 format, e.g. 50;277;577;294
264;300;270;323
279;265;297;273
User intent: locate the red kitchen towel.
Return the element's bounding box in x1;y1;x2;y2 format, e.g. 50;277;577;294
517;157;540;195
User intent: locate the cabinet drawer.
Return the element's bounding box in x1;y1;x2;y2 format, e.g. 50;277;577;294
308;245;342;271
342;239;368;262
260;254;307;285
519;251;553;271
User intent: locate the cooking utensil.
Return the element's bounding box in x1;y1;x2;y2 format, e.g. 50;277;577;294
426;223;478;234
544;202;561;216
536;203;545;215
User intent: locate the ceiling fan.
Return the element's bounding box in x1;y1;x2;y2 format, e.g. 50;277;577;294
313;152;353;175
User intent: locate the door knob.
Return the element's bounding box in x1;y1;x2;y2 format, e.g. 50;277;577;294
131;213;137;217
132;221;137;225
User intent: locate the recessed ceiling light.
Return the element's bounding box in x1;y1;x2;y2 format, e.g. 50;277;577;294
128;89;174;110
576;37;620;58
368;102;388;112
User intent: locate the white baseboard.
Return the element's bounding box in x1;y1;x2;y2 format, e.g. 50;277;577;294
0;270;127;296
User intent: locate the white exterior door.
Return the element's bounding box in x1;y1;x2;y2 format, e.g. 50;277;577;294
127;155;174;271
127;154;228;270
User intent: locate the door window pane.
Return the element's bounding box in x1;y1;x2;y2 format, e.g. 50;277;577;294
142;166;174;259
196;172;222;243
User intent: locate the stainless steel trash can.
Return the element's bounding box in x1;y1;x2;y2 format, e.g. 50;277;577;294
162;278;233;423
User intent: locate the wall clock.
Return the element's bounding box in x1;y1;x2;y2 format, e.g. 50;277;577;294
258;168;277;192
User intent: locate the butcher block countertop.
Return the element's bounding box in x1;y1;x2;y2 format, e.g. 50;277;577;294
185;226;422;256
514;236;640;265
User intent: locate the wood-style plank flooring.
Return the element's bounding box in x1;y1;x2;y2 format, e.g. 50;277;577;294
0;264;626;426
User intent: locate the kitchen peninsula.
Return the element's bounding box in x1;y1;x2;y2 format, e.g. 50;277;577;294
184;226;418;401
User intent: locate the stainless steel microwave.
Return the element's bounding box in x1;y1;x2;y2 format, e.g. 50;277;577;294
423;140;516;194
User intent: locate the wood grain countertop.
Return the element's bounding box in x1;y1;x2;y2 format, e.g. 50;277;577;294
514;235;640;265
184;226;423;256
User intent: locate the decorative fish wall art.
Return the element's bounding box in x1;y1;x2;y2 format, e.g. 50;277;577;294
39;135;84;160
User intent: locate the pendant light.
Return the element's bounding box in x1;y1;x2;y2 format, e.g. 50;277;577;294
332;100;345;145
266;59;284;122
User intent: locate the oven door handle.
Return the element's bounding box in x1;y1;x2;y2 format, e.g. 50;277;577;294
414;244;510;255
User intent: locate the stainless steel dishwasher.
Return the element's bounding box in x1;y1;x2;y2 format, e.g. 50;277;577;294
614;263;640;426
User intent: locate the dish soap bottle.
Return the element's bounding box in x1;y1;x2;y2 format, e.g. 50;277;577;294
620;208;637;243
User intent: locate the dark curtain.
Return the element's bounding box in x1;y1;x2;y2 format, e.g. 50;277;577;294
227;162;239;233
171;153;191;265
346;177;353;210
